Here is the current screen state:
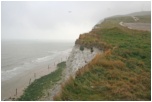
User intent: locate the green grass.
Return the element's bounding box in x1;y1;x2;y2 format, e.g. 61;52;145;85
136;15;151;23
99;27;151;69
18;61;66;101
54;14;151;101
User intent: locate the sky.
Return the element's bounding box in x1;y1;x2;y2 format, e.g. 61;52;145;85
1;1;151;42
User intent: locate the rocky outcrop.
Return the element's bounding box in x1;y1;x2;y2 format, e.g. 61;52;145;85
63;44;101;80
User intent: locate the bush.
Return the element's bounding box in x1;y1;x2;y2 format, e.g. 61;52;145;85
80;46;84;51
90;47;94;53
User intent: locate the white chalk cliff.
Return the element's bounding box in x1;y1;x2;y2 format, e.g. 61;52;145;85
63;44;101;80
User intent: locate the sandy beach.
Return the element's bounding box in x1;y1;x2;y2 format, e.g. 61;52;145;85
1;48;72;100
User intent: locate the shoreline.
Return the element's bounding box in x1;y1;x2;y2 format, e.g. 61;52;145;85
1;49;72;101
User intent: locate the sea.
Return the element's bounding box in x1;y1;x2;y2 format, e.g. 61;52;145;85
1;40;74;100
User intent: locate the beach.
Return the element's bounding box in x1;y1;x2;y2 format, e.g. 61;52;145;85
1;48;72;100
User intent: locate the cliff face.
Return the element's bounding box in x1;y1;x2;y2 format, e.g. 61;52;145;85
63;44;101;80
54;11;151;101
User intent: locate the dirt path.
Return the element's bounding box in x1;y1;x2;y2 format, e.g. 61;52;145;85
131;16;139;21
122;23;151;31
119;16;151;31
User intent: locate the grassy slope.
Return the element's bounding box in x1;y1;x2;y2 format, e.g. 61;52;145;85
18;62;66;101
54;15;151;100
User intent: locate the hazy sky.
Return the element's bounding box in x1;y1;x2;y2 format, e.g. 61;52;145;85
1;1;151;41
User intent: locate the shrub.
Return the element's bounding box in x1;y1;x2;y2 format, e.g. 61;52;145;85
80;46;84;51
90;47;94;53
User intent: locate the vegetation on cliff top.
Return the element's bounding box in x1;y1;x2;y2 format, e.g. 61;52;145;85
54;12;151;101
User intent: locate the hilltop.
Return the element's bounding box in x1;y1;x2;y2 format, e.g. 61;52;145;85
128;11;151;16
54;11;151;101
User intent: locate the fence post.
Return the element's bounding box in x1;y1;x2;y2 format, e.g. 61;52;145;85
16;88;17;96
29;78;31;85
34;73;36;79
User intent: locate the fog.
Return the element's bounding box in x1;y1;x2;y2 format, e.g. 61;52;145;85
1;1;151;41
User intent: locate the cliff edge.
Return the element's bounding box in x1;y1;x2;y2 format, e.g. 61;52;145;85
54;11;151;101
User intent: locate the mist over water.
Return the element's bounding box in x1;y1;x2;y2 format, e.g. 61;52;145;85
1;40;74;81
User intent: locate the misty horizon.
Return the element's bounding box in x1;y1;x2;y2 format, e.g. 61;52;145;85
1;1;151;41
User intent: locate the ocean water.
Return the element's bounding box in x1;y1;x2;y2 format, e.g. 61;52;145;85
1;40;74;81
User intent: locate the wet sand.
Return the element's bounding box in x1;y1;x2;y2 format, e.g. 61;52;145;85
1;49;71;100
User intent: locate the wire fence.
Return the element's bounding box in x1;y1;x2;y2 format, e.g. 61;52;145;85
2;55;69;101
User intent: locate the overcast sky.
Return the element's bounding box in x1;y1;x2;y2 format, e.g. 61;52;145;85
1;1;151;41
